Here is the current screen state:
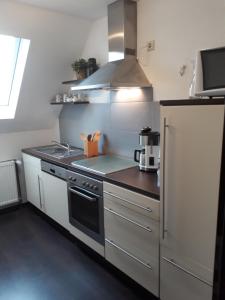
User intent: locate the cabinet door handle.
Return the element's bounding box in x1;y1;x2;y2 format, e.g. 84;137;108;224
162;118;169;239
37;175;42;209
162;256;212;286
69;187;97;202
104;191;152;213
105;207;152;232
106;239;152;270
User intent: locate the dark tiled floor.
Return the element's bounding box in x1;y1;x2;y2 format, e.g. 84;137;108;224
0;206;156;300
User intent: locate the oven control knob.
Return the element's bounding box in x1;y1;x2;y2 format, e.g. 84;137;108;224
69;176;73;181
85;182;89;187
93;185;98;191
82;181;86;186
72;178;77;182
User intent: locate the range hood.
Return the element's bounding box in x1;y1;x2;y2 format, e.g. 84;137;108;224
71;0;151;91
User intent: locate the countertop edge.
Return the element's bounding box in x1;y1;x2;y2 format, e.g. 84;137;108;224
104;175;160;200
160;98;225;106
22;148;160;200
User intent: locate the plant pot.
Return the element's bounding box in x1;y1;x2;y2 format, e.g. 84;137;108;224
76;69;86;80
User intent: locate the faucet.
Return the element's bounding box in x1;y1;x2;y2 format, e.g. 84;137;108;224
52;140;71;152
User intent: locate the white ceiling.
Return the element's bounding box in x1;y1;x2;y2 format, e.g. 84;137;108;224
12;0;115;20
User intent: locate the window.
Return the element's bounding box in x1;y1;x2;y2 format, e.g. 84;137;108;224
0;34;30;119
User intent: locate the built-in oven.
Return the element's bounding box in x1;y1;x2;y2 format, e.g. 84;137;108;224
67;170;104;245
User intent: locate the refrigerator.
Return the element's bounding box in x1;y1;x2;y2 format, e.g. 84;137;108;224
160;101;225;300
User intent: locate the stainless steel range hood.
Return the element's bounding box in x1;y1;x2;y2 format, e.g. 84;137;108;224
71;0;151;91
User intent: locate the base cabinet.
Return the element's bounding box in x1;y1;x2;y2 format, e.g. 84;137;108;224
23;154;69;230
40;171;69;230
23;154;42;209
105;240;158;295
160;258;212;300
104;182;160;296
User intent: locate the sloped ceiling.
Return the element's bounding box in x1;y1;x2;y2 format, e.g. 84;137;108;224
11;0;115;20
0;1;91;134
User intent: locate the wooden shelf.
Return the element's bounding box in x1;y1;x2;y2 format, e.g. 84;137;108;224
62;79;83;85
50;101;89;105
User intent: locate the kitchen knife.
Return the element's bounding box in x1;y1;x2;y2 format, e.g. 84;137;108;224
87;134;92;141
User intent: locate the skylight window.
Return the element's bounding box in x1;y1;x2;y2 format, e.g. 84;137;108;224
0;34;30;119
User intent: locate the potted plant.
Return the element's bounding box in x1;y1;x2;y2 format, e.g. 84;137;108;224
71;58;87;80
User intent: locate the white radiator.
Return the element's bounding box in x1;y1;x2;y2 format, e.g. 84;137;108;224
0;160;19;208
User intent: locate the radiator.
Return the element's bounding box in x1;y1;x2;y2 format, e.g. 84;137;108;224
0;160;19;208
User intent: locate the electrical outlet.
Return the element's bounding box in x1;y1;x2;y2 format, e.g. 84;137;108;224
147;40;155;51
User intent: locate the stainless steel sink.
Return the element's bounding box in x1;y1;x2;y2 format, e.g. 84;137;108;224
35;145;83;159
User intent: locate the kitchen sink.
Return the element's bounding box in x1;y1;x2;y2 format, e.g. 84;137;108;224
35;145;83;159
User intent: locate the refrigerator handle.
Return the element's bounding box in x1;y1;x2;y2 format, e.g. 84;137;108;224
162;118;169;240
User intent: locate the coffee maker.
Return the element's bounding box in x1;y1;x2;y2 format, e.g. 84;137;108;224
134;127;160;172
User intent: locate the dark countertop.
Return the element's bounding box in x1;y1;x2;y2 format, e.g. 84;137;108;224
22;147;160;200
105;167;159;200
160;98;225;106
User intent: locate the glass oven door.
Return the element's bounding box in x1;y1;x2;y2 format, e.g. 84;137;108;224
68;185;104;244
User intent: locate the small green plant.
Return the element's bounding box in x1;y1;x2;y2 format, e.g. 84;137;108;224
71;58;87;72
71;58;88;80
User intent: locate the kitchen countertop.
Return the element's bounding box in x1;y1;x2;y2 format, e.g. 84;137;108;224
105;167;160;200
22;147;160;200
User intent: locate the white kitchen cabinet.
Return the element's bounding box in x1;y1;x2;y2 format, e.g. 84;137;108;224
23;153;42;209
40;171;69;230
105;239;157;294
23;154;69;231
160;104;225;300
160;257;213;300
104;182;160;296
104;194;159;264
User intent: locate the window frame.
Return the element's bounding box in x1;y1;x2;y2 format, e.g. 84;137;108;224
0;35;30;120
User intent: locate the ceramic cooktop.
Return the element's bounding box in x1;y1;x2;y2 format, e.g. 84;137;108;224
71;155;138;175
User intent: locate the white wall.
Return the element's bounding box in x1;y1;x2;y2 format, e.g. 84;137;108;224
0;1;91;160
82;16;108;66
137;0;225;100
0;128;58;161
81;0;225;101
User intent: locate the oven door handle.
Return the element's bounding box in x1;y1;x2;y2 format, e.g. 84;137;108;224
69;187;97;202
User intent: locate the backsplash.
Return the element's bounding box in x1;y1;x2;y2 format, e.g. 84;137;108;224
59;100;160;158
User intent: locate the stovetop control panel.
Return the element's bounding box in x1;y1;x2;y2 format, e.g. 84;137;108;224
66;170;103;196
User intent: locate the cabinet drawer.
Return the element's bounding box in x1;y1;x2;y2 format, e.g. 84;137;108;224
104;182;159;221
105;239;159;296
104;207;159;264
104;193;158;229
23;153;41;169
160;257;212;300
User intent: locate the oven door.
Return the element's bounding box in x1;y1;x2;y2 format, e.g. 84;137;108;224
68;185;104;245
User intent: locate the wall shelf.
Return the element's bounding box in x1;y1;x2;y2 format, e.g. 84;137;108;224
50;101;89;105
62;79;82;85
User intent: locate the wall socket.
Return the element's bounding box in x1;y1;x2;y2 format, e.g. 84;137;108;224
147;40;155;51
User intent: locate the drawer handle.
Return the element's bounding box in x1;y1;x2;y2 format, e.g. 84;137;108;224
105;207;152;233
106;239;152;270
162;257;212;286
37;175;42;209
104;191;152;213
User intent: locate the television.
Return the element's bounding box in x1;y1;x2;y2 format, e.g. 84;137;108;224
192;47;225;98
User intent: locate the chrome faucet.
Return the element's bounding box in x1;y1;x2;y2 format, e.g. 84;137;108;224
52;140;71;152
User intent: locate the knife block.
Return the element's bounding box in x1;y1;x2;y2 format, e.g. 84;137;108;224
84;141;98;158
